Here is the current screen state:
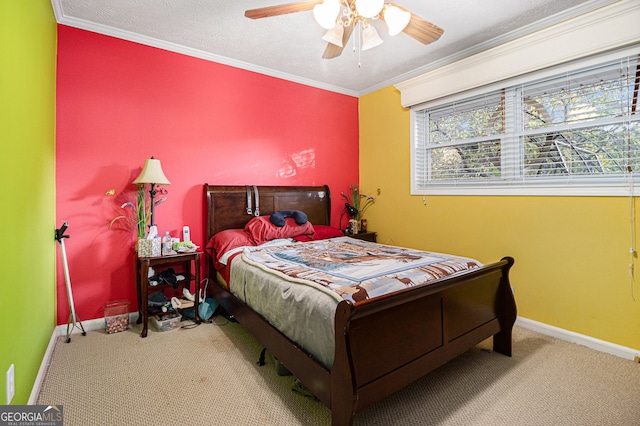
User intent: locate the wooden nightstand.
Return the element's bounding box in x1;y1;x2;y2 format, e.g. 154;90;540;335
348;231;377;243
135;251;201;337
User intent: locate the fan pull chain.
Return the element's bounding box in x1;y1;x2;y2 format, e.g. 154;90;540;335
356;22;361;68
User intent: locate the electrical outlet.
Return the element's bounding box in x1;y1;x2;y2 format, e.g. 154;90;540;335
6;364;15;404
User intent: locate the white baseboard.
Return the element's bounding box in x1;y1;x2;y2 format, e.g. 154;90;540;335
28;326;59;404
29;313;138;404
515;317;640;361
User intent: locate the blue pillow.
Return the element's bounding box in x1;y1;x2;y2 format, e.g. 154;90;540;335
269;210;308;227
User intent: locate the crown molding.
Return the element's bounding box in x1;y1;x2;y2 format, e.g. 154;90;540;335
50;1;359;97
50;0;625;99
395;0;640;107
360;0;619;95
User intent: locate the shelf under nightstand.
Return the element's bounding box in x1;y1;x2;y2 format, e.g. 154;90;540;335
135;251;201;337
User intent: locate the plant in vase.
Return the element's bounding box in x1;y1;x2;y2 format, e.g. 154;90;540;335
107;185;167;241
341;185;375;234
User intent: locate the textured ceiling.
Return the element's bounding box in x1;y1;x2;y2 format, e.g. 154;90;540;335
52;0;618;96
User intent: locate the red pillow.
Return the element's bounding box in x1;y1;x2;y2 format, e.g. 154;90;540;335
207;229;254;260
293;225;344;242
244;216;315;245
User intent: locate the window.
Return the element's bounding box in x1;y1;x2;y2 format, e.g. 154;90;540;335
411;54;640;196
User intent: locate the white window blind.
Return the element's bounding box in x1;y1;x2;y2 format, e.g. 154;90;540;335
411;54;640;196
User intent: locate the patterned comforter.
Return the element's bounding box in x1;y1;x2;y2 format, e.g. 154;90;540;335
241;237;482;304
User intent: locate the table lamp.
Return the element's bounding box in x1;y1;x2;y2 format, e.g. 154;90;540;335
133;156;170;227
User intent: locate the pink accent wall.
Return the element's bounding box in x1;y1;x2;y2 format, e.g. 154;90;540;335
56;25;359;324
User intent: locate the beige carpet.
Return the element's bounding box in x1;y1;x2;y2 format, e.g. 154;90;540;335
37;318;640;425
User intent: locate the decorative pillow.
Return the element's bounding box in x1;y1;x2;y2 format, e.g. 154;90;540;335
270;210;308;227
245;216;315;245
293;225;344;242
207;229;254;261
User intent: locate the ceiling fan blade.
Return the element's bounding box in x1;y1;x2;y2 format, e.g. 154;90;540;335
322;24;354;59
245;1;322;19
385;3;444;45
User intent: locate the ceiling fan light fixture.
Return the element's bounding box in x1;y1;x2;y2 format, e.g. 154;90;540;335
322;24;344;47
361;24;383;51
313;0;341;29
355;0;385;18
384;5;411;36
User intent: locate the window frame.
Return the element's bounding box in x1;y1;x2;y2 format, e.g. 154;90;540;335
410;50;640;197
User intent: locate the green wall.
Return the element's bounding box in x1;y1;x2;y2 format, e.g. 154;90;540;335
0;0;57;404
359;86;640;352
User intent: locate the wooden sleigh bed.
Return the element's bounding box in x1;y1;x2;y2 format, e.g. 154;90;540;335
203;184;516;426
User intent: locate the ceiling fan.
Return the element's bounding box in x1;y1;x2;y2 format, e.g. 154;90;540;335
245;0;444;59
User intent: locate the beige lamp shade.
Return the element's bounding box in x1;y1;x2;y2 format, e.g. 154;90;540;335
132;157;171;185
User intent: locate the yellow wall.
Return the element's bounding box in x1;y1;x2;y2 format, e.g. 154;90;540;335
359;86;640;351
0;0;57;404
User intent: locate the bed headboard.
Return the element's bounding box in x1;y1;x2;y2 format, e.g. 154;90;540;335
203;184;331;244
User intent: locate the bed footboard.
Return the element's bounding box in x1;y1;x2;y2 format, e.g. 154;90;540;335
330;257;516;426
